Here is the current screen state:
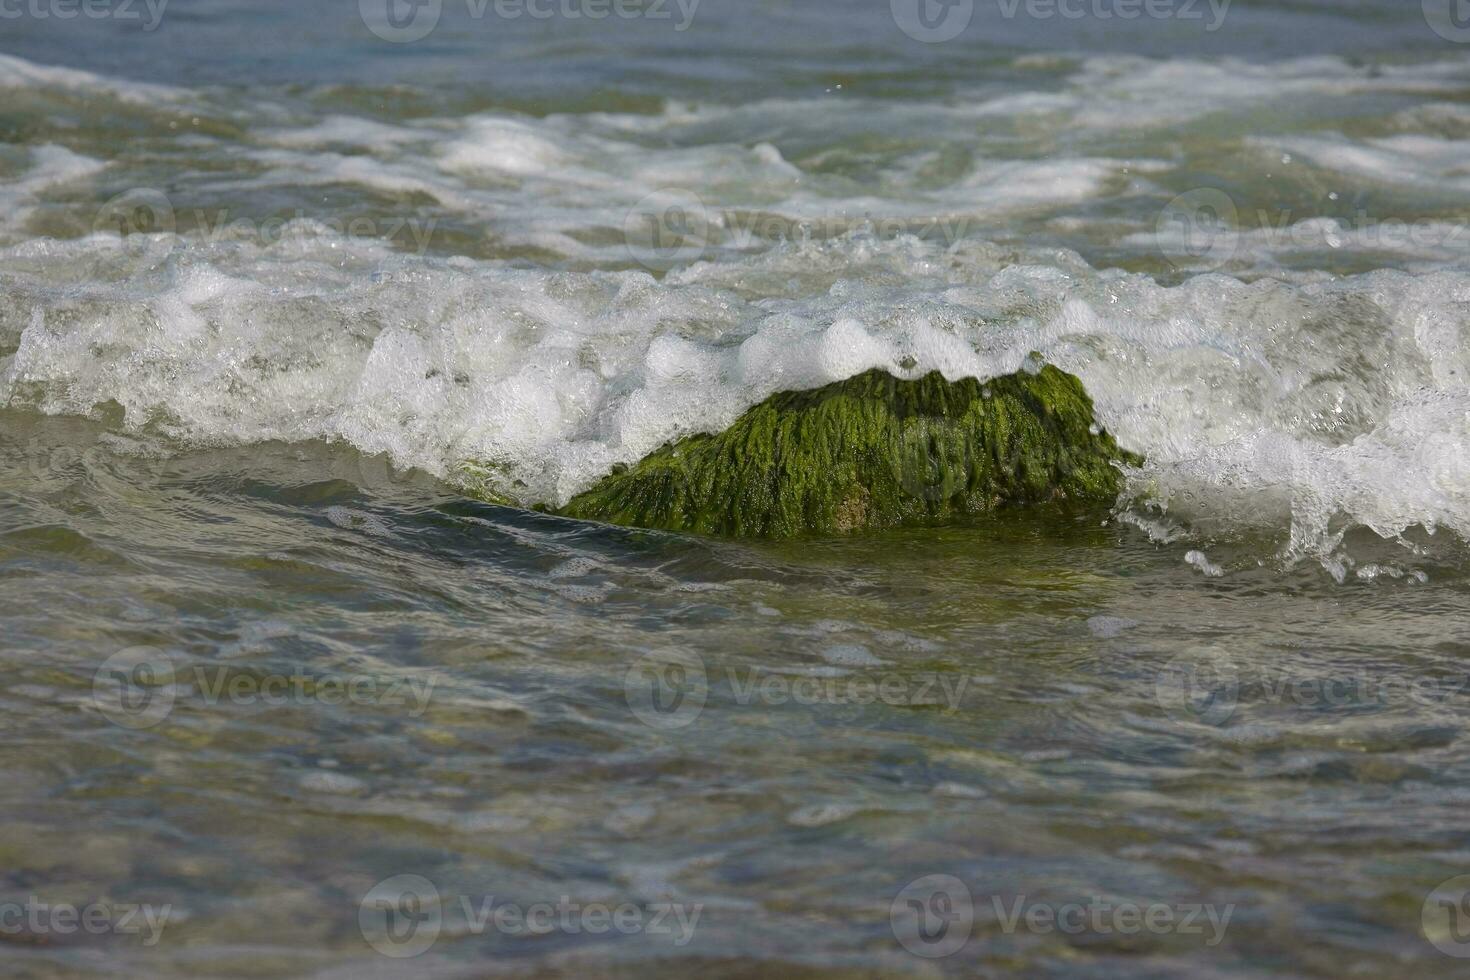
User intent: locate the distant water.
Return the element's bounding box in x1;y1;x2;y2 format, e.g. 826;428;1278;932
4;2;1470;976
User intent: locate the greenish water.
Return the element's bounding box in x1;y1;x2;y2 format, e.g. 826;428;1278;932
5;414;1469;976
4;1;1470;976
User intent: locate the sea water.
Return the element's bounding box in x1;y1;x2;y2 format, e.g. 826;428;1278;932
3;2;1470;975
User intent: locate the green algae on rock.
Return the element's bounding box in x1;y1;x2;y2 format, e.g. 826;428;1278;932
557;365;1142;538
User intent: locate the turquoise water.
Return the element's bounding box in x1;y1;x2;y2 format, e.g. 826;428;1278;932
4;1;1470;976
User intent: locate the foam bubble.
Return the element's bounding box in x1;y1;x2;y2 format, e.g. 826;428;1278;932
5;229;1469;579
6;52;1470;578
0;52;184;104
0;145;106;240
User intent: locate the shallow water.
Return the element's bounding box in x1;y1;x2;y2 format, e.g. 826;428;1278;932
4;1;1470;976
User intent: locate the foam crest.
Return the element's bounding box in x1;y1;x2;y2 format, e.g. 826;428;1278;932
3;230;1469;578
7;50;1470;577
0;52;183;104
0;145;105;238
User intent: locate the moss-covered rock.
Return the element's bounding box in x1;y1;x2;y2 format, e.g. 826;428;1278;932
557;365;1142;538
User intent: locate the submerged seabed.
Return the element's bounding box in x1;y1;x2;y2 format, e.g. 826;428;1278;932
3;1;1470;976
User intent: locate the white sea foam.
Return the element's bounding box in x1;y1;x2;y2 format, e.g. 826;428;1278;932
4;52;1470;577
1268;133;1470;194
0;52;183;104
0;144;105;231
4;231;1468;579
